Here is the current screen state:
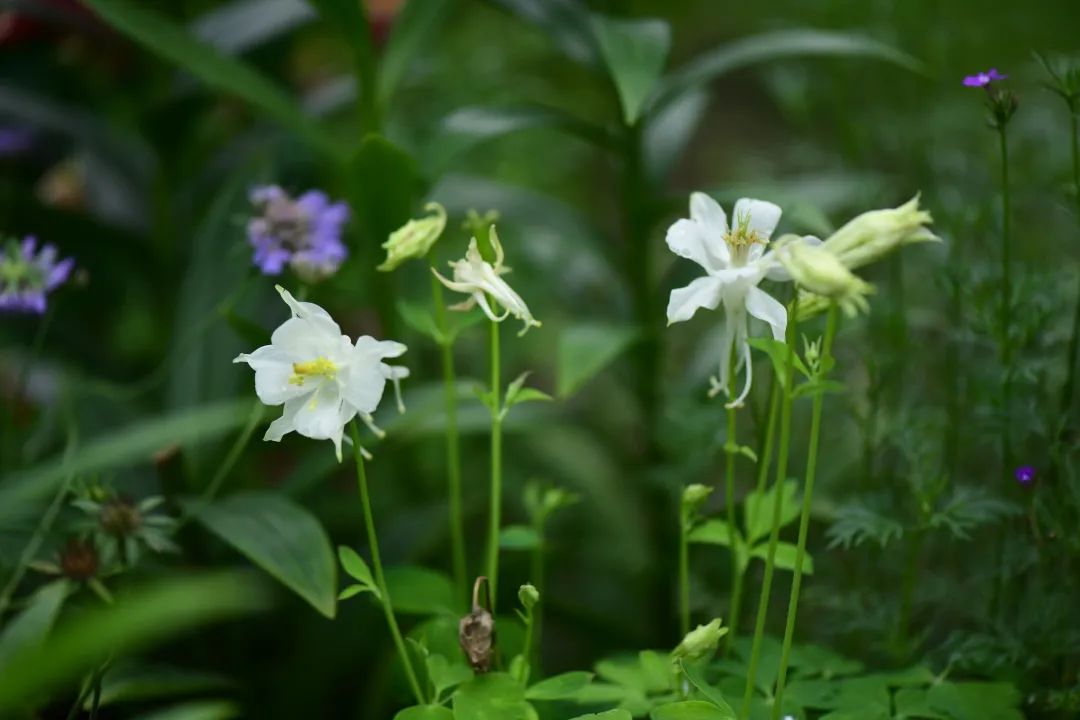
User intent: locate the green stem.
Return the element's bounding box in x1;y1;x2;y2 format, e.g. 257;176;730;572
998;125;1013;470
678;507;690;638
893;527;925;660
201;400;263;502
431;272;467;605
742;305;800;718
529;520;545;675
771;305;839;719
349;422;424;705
486;320;503;609
1060;110;1080;427
723;400;739;645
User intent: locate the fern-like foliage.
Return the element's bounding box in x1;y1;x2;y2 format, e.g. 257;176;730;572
826;503;904;549
928;487;1020;540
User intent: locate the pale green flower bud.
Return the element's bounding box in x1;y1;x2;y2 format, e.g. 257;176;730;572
777;239;874;318
377;202;447;272
820;195;938;270
672;618;727;660
518;584;540;611
681;484;712;516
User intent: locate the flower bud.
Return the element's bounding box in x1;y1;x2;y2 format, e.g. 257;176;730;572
777;239;874;318
377;202;447;272
518;583;540;611
672;618;727;660
681;484;712;516
820;196;938;271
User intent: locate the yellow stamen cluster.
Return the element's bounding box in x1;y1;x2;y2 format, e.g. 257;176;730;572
289;356;338;386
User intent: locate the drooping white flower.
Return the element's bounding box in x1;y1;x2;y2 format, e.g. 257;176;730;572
432;226;540;336
666;192;810;408
233;285;409;461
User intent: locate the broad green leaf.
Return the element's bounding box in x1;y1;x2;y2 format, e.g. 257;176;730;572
638;651;673;691
0;580;69;669
787;676;888;714
591;15;671;124
393;706;454;720
191;492;337;618
678;661;736;717
82;0;332;155
894;688;947;719
926;682;1023;720
569;711;633;720
687;519;737;547
131;700;240;720
750;542;813;574
398;299;442;344
650;29;923;114
499;525;541;551
89;662;230;708
651;700;732;719
0;573;265;712
484;0;600;66
426;104;611;173
425;653;472;698
0;401;253;522
453;672;536;720
787;645;863;679
743;480;801;544
557;324;642;397
384;566;456;615
525;671;593;700
379;0;452;105
192;0;315;55
351;134;421;242
337;546;377;589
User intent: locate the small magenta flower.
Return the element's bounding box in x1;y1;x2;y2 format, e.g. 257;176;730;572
1014;465;1036;485
963;68;1007;87
246;185;349;283
0;236;74;314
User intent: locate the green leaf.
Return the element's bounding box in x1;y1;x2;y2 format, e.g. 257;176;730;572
398;299;443;345
82;0;332;156
787;645;863;679
504;372;553;415
130;700;240;720
0;401;253;523
0;580;69;669
746;338;810;390
384;566;456;615
678;660;736;717
89;662;230;708
638;650;673;692
453;672;536;720
651;700;733;719
750;542;813;574
425;653;472;698
499;525;541;551
393;706;455;720
484;0;600;66
351;134;421;242
591;14;670;124
926;682;1023;720
338;585;375;600
379;0;452;105
894;688;948;719
337;546;377;591
191;0;316;55
743;480;800;543
525;671;593;700
687;519;738;547
651;29;923;114
826;503;904;550
0;572;265;712
191;492;337;618
569;711;633;720
557;324;642;397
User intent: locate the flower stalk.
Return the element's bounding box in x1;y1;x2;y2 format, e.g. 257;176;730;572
350;422;424;705
486;319;504;608
771;304;839;719
723;370;740;647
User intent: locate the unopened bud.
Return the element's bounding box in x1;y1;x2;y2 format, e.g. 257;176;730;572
777;239;873;318
377;202;447;272
672;618;727;661
518;584;539;611
820;196;938;271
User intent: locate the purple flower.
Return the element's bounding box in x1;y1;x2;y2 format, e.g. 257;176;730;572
963;68;1007;88
246;185;349;282
0;126;33;157
1014;465;1036;485
0;236;75;314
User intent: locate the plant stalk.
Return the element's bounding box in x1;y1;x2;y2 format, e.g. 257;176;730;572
486;319;503;609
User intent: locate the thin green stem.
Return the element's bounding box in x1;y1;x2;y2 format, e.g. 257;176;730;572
431;272;467;605
772;305;839;719
201;400;263;502
893;527;925;660
349;422;424;705
529;520;546;676
678;507;690;638
998;125;1013;471
723;401;739;646
742;307;800;719
1060;110;1080;427
486;320;503;609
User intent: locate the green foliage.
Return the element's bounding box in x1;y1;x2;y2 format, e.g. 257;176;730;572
557;323;642;398
591;15;671;125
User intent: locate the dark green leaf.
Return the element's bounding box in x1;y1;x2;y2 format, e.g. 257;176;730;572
894;688;947;719
384;566;456;615
393;706;455;720
525;671;593;700
379;0;452;105
425;653;472;697
500;525;541;551
351;134;421;242
90;662;230;708
130;700;240;720
0;580;69;669
826;504;904;550
591;15;670;124
453;672;535;720
191;492;337;618
926;681;1022;720
83;0;333;155
557;324;642;397
650;701;732;720
484;0;599;66
743;480;800;543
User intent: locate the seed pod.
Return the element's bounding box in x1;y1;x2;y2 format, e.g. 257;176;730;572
459;576;495;673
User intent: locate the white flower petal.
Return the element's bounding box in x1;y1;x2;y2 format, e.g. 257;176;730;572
667;276;725;324
341;345;388;415
292;383;353;440
667;219;722;272
264;397;304;441
689;192;731;266
744;286;787;341
733;198;782;240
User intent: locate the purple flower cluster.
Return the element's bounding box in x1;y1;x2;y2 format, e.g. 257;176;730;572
963;68;1007;88
246;186;349;282
1014;465;1036;485
0;236;74;314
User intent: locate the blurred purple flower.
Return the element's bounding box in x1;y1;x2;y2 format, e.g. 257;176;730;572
0;126;33;157
0;236;75;314
963;68;1007;88
1014;465;1036;485
246;185;349;282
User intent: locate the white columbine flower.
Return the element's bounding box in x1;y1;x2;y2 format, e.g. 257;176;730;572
233;285;409;461
666;192;808;408
432;226;541;336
